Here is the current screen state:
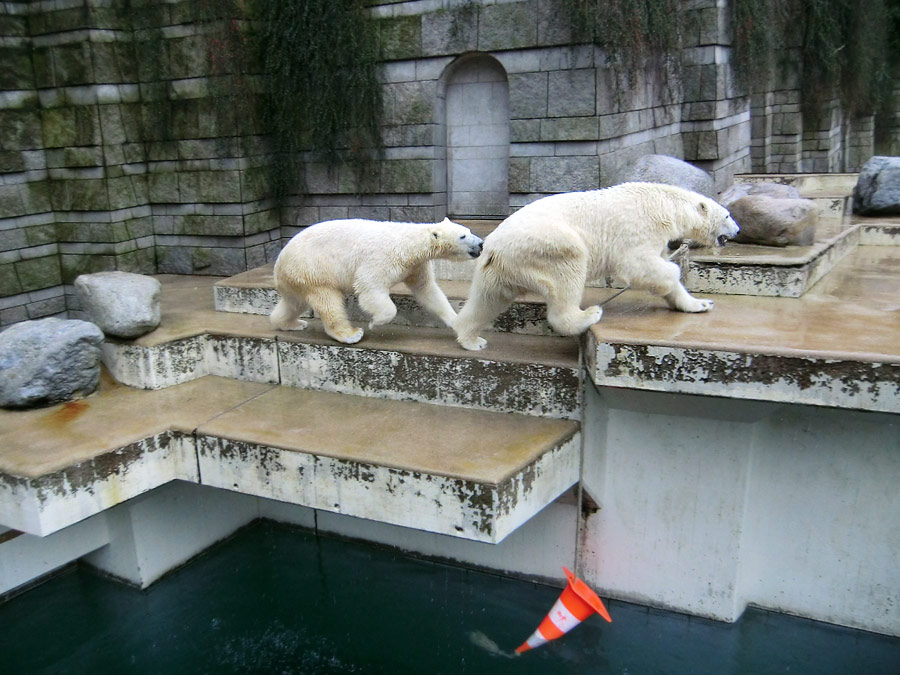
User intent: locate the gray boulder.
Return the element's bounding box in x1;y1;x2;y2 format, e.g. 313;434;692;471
0;318;104;409
728;195;819;247
612;155;716;198
853;156;900;216
75;271;161;338
719;182;801;207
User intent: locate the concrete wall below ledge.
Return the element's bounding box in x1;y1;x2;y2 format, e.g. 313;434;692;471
580;382;900;636
1;479;577;598
2;389;897;636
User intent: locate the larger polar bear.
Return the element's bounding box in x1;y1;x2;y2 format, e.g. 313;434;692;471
271;218;483;344
453;182;740;350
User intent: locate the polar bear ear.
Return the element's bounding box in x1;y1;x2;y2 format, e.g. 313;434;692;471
697;200;709;215
432;231;439;239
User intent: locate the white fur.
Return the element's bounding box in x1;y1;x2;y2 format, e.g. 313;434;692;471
271;217;483;344
453;182;740;350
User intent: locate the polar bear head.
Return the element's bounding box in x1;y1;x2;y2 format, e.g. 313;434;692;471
430;218;484;260
684;195;740;248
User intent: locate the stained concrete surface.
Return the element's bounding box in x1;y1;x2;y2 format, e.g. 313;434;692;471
590;245;900;361
0;375;271;478
196;385;577;484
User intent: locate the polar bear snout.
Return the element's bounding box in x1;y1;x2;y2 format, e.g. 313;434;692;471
717;216;740;246
463;234;484;258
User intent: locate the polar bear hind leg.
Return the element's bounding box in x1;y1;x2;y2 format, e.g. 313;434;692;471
664;285;713;313
307;287;364;344
270;293;309;331
454;267;518;351
540;257;603;335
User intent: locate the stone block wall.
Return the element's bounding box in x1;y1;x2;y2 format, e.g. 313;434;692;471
0;0;282;326
746;43;876;175
876;80;900;155
365;0;748;211
1;1;61;325
0;0;881;326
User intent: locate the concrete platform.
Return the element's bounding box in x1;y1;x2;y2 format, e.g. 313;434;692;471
0;374;579;543
587;245;900;413
211;240;899;414
106;275;583;418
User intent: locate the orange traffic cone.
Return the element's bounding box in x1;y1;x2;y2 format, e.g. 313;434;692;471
515;566;612;654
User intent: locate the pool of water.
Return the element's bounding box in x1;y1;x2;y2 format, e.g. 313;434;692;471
3;522;898;674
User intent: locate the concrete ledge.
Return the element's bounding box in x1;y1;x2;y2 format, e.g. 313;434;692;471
586;246;900;413
588;341;899;414
195;386;580;543
685;220;860;298
0;376;580;543
104;275;583;418
0;431;196;536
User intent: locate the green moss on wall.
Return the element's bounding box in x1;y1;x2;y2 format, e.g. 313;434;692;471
255;0;384;200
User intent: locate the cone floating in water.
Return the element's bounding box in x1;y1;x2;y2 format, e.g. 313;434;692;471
515;566;612;653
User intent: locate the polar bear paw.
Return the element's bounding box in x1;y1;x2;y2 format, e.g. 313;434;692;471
458;336;488;351
681;298;714;313
272;318;308;331
333;327;365;344
584;305;603;326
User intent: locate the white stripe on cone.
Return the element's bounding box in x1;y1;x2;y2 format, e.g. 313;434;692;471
523;630;548;651
546;596;581;635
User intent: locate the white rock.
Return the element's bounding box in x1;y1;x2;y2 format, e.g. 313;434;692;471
75;271;161;339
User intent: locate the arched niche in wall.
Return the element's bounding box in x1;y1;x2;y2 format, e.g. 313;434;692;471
442;54;510;218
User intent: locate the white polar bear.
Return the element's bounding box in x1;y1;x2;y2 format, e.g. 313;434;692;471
453;182;740;351
271;217;483;344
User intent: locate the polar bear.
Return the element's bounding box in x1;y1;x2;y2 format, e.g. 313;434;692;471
271;218;483;344
453;182;740;350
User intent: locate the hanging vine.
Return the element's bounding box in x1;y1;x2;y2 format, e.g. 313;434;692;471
730;0;790;95
562;0;685;98
732;0;896;122
253;0;383;201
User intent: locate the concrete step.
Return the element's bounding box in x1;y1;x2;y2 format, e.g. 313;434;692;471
103;276;583;419
735;172;858;197
585;245;900;414
214;263;624;337
0;375;579;544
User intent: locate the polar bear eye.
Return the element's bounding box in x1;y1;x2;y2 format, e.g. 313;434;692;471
459;235;466;240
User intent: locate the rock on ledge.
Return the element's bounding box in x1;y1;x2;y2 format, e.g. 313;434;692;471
0;318;104;409
612;154;716;198
75;271;162;339
853;156;900;216
720;182;818;247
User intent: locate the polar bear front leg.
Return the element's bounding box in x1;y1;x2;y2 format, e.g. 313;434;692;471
306;287;364;344
663;283;713;312
405;263;457;328
357;286;398;329
632;256;713;313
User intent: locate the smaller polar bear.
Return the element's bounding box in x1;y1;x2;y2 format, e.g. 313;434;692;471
271;218;483;344
454;182;740;350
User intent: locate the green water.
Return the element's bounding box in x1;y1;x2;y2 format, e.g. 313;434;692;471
2;522;898;674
